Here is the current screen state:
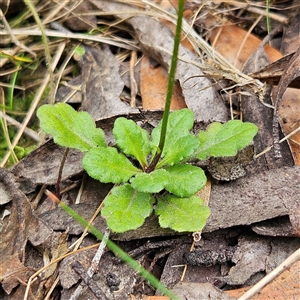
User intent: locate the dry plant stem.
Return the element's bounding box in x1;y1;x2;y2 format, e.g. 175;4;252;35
0;89;18;162
73;197;105;251
42;0;80;25
210;0;288;24
0;42;65;167
130;50;138;107
233;14;263;67
24;243;101;300
23;0;54;102
44;276;59;300
0;111;41;142
0;29;139;51
72;261;108;299
238;248;300;300
0;9;36;57
142;0;266;102
255;125;300;158
75;173;86;204
70;228;110;300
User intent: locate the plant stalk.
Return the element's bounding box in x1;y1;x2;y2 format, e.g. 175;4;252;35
147;0;185;172
45;190;179;299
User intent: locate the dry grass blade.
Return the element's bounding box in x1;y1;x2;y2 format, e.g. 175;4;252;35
0;28;139;51
140;0;267;102
1;42;65;166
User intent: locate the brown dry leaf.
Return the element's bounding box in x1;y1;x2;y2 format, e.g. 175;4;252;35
0;169;53;294
208;19;300;165
61;45;139;121
209;23;282;70
90;0;228;123
11;139;84;186
225;260;300;300
140;56;186;110
275;46;300;165
0;253;28;295
223;235;271;285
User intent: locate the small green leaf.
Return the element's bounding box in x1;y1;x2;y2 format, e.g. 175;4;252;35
74;45;85;57
113;117;151;168
82;147;141;183
157;135;199;168
130;169;170;193
196;120;258;160
37;103;106;151
101;184;155;233
151;108;195;157
165;164;206;197
155;194;210;232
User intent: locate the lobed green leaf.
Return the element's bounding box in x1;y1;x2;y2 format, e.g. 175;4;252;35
101;184;155;233
37;103;106;152
196;120;258;160
156;194;210;232
82;147;141;183
165;164;206;197
130;169;170;193
151;108;195;157
113;117;151;168
156;134;199;168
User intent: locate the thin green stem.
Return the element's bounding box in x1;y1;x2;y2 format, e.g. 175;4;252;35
147;0;185;172
49;193;179;299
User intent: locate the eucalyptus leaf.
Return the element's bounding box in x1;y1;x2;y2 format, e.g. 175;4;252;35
113;117;151;168
37;103;106;152
196;120;258;160
165;164;206;197
101;184;155;233
151;108;195;157
130;169;170;193
82;147;141;183
156;194;210;232
157;134;199;168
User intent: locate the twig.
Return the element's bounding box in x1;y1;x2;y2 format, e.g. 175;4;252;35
238;248;300;300
70;228;110;300
24;243;101;300
130;50;138;107
0;9;36;57
71;261;109;300
255;125;300;158
0;111;41;142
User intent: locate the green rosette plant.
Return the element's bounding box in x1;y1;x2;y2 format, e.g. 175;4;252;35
37;103;257;233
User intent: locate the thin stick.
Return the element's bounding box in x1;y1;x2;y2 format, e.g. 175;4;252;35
70;228;110;300
254;125;300;158
130;50;138;107
0;111;41;142
0;9;36;57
